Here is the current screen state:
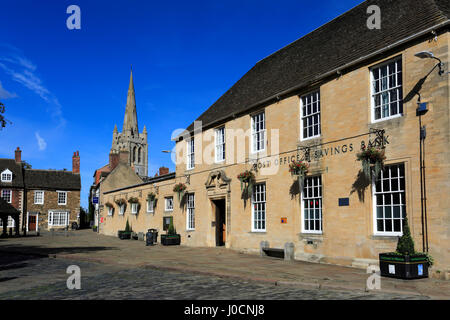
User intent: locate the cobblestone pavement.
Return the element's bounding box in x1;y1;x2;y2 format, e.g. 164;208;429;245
0;253;428;300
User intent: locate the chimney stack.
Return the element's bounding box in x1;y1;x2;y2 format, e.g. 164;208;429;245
119;148;129;164
15;147;22;164
72;151;80;174
159;167;169;176
109;151;119;171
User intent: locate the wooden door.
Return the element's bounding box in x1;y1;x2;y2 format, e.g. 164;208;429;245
29;215;36;231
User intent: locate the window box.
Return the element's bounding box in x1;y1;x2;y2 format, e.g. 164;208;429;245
118;230;132;240
379;253;429;279
161;234;181;245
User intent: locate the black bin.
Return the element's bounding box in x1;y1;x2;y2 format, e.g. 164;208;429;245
149;229;158;244
146;229;158;246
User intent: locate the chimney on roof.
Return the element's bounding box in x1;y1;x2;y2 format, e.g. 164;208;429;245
109;150;119;171
72;151;80;174
119;148;129;164
15;147;22;164
159;167;169;176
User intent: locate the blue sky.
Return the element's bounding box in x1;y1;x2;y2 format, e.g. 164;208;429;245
0;0;362;207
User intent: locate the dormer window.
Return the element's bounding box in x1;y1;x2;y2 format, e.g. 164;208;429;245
1;169;12;183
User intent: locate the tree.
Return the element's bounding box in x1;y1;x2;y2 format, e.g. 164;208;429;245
0;102;12;130
396;217;415;255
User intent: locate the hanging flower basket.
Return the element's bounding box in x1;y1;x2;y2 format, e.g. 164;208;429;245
127;197;140;204
105;202;114;208
289;160;309;191
237;170;255;197
173;183;187;202
147;192;157;202
115;198;127;206
356;146;386;180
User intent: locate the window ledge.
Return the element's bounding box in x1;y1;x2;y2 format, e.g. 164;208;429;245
248;231;266;234
371;235;400;241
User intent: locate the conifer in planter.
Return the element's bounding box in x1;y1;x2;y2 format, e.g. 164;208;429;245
237;170;255;198
289;160;309;192
161;219;180;245
356;146;386;180
173;183;187;202
118;219;132;239
379;217;432;279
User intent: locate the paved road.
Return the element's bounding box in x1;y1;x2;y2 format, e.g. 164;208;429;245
0;253;427;300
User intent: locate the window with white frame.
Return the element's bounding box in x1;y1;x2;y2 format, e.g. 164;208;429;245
1;189;12;203
187;138;195;170
186;193;195;230
1;169;12;182
107;206;114;216
251;112;265;153
34;190;44;205
302;176;323;233
57;191;67;205
119;204;125;215
301;91;321;140
131;203;139;214
371;57;403;121
215;127;225;162
48;211;69;227
252;183;266;232
165;197;173;211
0;216;15;227
147;199;154;213
374;163;406;235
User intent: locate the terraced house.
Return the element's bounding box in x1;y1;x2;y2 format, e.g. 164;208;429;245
100;0;449;276
0;148;81;234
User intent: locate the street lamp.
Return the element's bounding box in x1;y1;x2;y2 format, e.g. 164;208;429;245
414;50;445;75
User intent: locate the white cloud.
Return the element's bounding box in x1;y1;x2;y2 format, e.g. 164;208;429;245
0;81;17;99
0;44;65;126
35;132;47;151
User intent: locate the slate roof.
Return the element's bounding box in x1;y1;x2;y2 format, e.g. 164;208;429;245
0;159;24;188
184;0;450;135
24;169;81;191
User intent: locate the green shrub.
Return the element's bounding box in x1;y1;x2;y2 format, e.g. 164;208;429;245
396;217;415;255
125;219;131;233
168;219;176;235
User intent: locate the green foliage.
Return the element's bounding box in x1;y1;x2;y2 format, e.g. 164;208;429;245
125;219;131;232
396;217;415;255
0;102;12;130
167;219;176;235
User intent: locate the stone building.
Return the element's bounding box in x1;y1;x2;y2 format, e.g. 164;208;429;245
111;68;148;177
0;148;81;234
99;0;449;276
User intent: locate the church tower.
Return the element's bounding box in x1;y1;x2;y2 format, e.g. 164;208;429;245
111;67;148;177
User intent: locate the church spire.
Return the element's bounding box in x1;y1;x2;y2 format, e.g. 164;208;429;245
122;66;138;136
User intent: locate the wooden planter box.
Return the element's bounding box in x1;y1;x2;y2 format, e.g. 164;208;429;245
118;231;131;240
161;234;181;246
379;253;429;279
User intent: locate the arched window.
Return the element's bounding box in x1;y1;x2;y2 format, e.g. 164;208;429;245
133;146;137;163
138;147;142;164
